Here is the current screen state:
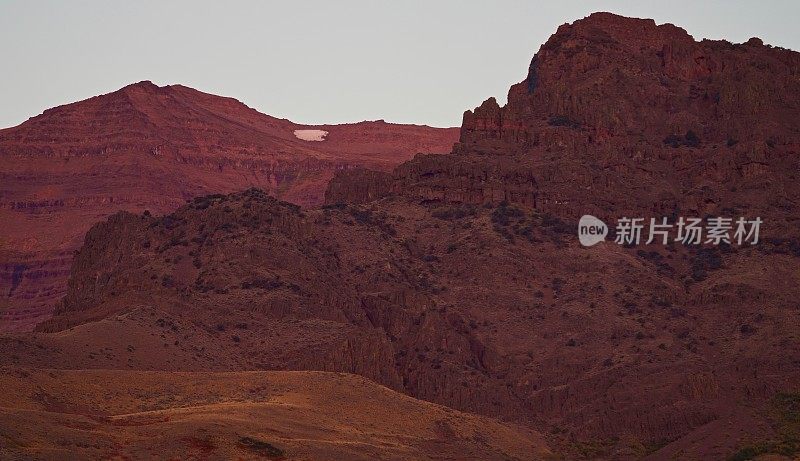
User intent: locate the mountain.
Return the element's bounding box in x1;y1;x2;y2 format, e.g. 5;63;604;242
0;82;458;331
332;13;800;225
3;11;800;461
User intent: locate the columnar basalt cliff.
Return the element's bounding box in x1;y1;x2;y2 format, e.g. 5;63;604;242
0;83;458;331
3;12;800;461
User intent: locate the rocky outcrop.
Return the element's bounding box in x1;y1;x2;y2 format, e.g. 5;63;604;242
323;12;800;232
324;168;394;205
459;12;800;148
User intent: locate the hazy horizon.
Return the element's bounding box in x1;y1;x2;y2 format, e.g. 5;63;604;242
2;0;798;129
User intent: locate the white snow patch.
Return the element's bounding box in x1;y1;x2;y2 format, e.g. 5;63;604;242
293;129;328;142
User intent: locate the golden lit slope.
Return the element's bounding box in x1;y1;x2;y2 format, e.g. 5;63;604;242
0;368;550;460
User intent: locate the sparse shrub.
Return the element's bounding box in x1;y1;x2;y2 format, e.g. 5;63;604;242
690;247;722;281
684;130;701;147
238;437;285;459
348;207;396;236
650;295;672;308
171;235;188;247
218;222;236;233
552;277;565;295
663;130;701;148
663;134;683;148
351;208;373;224
691;268;707;281
548;115;580;129
161;275;174;288
540;213;572;235
759;237;800;257
241;276;283;290
491;201;524;226
160;215;183;230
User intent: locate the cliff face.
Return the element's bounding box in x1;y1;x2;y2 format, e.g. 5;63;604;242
461;12;800;146
0;82;458;331
323;13;800;232
324;168;394;205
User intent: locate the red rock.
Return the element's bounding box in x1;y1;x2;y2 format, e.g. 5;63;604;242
2;12;800;461
0;83;458;331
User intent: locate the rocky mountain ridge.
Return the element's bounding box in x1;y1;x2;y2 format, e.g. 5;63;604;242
0;82;458;331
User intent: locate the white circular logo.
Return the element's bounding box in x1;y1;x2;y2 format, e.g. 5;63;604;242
578;215;608;247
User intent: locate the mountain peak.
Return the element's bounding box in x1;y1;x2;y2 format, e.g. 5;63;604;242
542;12;693;56
124;79;159;88
458;12;800;149
119;79;164;95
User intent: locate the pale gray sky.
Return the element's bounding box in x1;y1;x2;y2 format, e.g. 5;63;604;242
1;0;798;128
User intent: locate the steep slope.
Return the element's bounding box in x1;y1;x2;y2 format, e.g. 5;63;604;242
0;368;550;460
0;82;458;331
